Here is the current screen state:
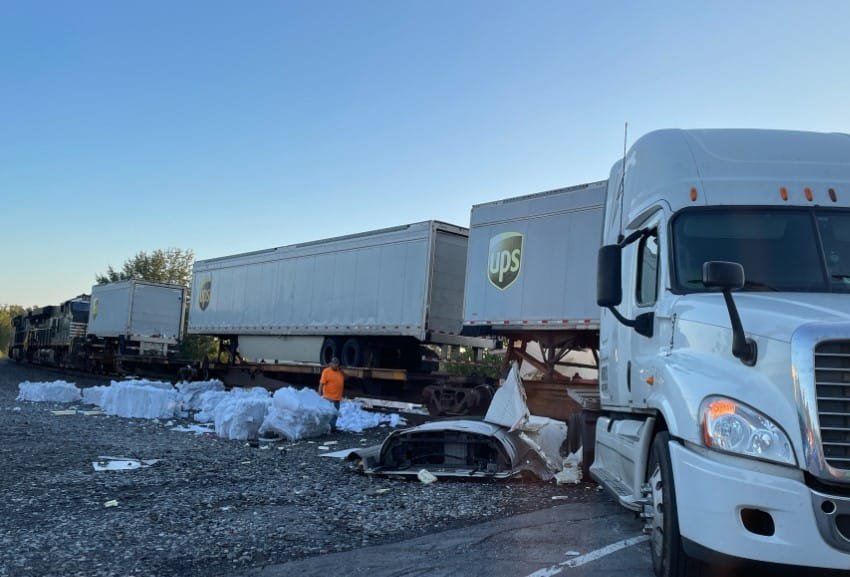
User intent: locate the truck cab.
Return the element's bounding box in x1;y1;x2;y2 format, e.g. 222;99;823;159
591;129;850;574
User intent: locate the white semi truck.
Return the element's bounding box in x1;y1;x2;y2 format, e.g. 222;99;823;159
592;129;850;574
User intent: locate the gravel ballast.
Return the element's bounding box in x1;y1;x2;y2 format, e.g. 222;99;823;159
0;359;597;577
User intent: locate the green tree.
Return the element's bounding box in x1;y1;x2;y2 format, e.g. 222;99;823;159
96;248;194;287
442;345;506;380
0;304;26;357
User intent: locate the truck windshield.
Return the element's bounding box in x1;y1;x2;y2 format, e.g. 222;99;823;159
672;208;850;293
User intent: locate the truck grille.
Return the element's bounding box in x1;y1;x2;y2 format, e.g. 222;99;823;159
815;340;850;471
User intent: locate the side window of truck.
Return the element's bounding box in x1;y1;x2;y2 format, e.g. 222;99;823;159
636;229;659;306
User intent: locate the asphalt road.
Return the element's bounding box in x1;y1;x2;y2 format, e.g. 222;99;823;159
234;499;654;577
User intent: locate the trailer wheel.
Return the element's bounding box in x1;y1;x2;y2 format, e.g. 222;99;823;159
646;431;704;577
320;337;340;365
341;338;362;367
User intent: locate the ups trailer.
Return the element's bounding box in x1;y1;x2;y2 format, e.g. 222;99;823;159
462;181;606;422
87;280;187;359
188;220;493;375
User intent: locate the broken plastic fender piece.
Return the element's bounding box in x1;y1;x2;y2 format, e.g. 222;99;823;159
417;469;438;484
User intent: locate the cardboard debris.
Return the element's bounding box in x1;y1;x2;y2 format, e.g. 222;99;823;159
93;457;160;471
351;397;429;416
171;424;215;435
417;469;438;484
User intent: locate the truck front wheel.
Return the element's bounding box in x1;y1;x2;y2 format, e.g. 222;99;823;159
646;431;704;577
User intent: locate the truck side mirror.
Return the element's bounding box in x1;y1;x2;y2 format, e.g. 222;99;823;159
702;261;744;290
597;245;623;307
702;260;757;366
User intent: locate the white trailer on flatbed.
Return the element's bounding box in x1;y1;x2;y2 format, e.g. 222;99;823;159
188;220;491;369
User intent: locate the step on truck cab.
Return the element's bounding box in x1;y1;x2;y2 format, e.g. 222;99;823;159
592;129;850;575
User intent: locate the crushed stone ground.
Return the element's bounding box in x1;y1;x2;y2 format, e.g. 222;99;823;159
0;359;599;577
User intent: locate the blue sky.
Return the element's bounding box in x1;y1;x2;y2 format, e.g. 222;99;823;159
3;1;849;306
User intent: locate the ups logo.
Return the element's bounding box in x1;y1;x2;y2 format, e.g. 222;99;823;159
198;278;212;311
488;232;523;290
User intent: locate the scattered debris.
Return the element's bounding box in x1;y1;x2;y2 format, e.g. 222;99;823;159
551;496;571;500
50;409;78;416
565;551;581;557
351;397;429;416
171;424;215;435
103;500;119;508
368;488;391;495
554;450;583;485
318;446;331;451
79;409;105;416
319;448;359;459
93;456;160;471
417;469;438;484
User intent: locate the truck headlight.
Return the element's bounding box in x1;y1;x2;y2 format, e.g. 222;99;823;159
700;396;796;466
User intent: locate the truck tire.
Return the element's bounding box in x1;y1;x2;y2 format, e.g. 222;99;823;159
320;338;340;365
646;431;705;577
341;338;362;367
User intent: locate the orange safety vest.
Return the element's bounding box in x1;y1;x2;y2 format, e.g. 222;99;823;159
319;367;344;401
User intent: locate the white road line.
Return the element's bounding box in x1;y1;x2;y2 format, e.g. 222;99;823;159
524;535;650;577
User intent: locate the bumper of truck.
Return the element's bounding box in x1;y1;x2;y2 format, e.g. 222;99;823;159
670;441;850;569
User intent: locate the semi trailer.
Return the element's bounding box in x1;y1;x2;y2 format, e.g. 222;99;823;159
462;181;605;422
187;220;493;372
591;128;850;574
87;279;187;358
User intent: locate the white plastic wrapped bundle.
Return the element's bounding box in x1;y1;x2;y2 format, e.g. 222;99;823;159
336;401;403;433
16;381;82;403
194;390;228;423
260;387;336;441
213;388;272;440
176;380;225;412
99;379;179;419
81;385;109;407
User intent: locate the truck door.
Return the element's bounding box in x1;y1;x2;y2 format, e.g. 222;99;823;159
630;221;661;406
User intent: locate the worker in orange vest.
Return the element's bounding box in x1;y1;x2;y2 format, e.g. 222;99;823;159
318;356;345;432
